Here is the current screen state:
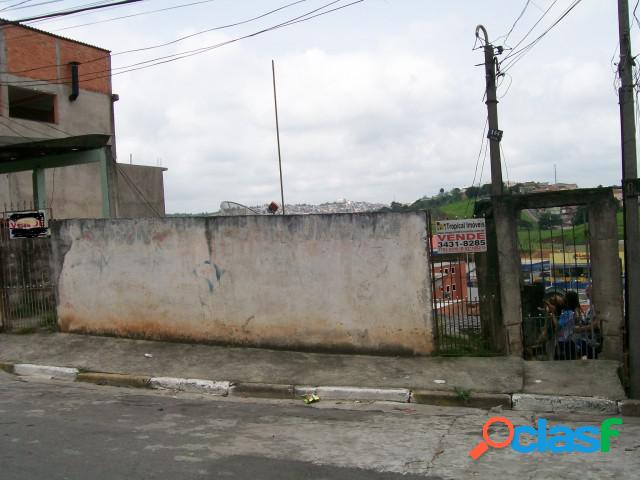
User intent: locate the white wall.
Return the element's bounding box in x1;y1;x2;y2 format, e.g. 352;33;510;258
51;213;434;354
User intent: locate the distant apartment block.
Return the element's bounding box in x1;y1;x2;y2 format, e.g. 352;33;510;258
433;261;468;301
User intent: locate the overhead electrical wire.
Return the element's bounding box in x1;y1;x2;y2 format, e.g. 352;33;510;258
497;0;559;59
499;0;582;75
26;0;131;21
0;0;61;13
116;163;163;217
0;0;364;88
465;117;488;216
19;0;144;25
1;0;309;76
497;0;531;46
54;0;219;31
11;0;145;22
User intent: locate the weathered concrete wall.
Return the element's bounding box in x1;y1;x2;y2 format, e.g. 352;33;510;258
588;196;624;361
0;164;102;218
50;213;433;355
116;164;166;218
0;162;165;220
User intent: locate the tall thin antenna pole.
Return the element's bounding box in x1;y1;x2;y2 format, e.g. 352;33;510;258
554;164;557;184
272;59;285;215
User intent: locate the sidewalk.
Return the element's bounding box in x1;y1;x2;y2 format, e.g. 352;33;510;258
0;332;631;414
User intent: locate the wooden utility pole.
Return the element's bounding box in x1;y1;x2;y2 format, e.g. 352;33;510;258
272;60;285;215
618;0;640;398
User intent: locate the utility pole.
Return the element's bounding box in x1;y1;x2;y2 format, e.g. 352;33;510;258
477;25;504;196
476;25;522;356
272;59;286;215
618;0;640;398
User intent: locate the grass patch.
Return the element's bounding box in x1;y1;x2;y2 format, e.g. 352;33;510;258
436;331;498;356
454;387;472;403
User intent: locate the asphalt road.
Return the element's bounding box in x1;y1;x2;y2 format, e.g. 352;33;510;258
1;371;639;479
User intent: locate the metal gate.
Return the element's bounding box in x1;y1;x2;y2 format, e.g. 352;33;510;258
0;211;57;332
427;211;496;355
519;211;600;360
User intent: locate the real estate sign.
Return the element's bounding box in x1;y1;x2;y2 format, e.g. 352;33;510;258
7;210;50;239
433;218;487;254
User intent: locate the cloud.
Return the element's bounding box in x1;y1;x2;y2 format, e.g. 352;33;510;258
82;1;625;213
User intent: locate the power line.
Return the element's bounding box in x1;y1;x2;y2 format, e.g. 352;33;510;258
115;162;163;217
19;0;142;25
478;137;489;187
54;0;219;31
497;72;513;99
1;0;61;13
500;143;511;187
498;0;559;65
500;0;583;75
21;1;129;24
1;0;309;76
0;115;31;138
469;118;488;189
0;0;364;88
11;0;144;22
498;0;531;46
465;117;488;216
1;116;57;137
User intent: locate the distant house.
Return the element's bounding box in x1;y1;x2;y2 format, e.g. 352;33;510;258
433;261;468;300
0;20;165;219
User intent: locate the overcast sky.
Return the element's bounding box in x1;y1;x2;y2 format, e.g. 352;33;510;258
7;0;634;212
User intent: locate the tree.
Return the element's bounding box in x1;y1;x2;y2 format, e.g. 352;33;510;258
538;211;562;230
572;205;588;225
466;186;481;198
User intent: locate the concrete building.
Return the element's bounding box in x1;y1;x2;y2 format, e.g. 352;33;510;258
0;20;165;218
433;261;468;301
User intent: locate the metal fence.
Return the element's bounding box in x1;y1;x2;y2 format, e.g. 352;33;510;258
519;214;601;360
0;211;57;332
523;314;601;360
427;211;496;355
432;296;494;355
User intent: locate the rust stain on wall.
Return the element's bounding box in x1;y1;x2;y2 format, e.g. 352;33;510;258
151;231;172;243
53;214;433;355
57;311;433;355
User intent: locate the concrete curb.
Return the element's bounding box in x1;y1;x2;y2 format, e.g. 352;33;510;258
512;393;619;415
150;377;230;396
229;382;295;399
618;399;640;417
0;362;15;373
76;372;151;389
295;386;411;403
13;363;79;380
411;390;512;409
1;361;636;415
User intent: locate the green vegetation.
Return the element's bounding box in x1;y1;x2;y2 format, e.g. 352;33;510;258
518;223;589;251
436;332;498;356
453;387;472;403
382;187;625;247
438;199;476;218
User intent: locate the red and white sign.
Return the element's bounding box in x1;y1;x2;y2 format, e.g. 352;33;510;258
433;218;487;254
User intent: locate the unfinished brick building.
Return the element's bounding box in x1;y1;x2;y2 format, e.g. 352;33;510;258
0;21;165;219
